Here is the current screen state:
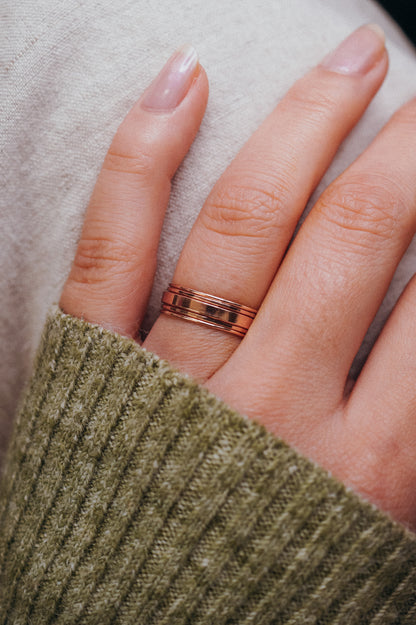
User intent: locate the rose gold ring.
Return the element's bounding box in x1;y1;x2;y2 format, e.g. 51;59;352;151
161;284;257;337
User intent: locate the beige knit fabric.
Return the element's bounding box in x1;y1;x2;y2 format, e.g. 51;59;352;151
1;0;416;464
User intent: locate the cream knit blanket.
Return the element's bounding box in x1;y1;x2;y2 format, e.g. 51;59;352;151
1;0;415;462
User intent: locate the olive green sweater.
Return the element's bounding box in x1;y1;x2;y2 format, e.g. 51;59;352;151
0;305;415;624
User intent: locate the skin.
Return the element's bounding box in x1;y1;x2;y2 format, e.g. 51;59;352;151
59;27;416;531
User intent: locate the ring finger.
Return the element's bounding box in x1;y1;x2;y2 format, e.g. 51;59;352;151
145;24;388;380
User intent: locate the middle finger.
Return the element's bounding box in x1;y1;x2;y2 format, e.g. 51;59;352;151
146;25;388;379
216;95;416;429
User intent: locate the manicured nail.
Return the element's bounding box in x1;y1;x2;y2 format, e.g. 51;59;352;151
141;44;199;112
320;24;385;75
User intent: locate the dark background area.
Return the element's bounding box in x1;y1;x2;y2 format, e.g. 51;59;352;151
378;0;416;45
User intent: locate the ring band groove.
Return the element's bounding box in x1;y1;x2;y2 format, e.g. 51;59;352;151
161;284;257;337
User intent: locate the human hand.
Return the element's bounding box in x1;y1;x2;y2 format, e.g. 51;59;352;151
59;25;416;530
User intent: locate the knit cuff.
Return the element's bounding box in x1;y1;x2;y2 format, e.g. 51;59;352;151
0;304;415;624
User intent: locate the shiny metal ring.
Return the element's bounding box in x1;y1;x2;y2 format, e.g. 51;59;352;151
161;284;257;337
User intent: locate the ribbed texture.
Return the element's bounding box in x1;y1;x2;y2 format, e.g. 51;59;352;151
0;305;415;624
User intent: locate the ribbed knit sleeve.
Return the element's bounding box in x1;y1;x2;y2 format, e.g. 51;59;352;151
0;305;415;625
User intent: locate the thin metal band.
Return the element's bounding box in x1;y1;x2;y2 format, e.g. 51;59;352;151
161;284;257;337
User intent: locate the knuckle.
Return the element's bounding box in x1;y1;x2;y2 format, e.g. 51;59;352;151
316;176;405;250
103;143;156;179
284;81;340;124
70;237;138;285
201;178;291;240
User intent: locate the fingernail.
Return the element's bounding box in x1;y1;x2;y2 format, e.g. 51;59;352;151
141;44;199;112
320;24;385;75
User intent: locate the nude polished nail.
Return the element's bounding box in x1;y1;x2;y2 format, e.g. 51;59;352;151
320;24;385;75
140;44;199;112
